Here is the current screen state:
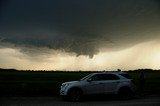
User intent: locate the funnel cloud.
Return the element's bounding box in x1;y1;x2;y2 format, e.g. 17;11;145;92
0;0;160;58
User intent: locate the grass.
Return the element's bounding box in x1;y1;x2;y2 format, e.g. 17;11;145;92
0;71;90;96
0;71;160;96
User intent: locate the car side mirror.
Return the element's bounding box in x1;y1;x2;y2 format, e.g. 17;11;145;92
87;78;92;82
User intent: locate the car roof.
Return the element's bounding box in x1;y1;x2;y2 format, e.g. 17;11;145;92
92;71;128;75
89;72;130;80
81;71;130;80
108;71;128;74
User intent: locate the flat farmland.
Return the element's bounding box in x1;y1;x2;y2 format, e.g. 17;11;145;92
0;71;160;96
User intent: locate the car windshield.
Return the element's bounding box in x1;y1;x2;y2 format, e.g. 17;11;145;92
80;74;93;81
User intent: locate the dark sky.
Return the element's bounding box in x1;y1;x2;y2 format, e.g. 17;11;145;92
0;0;160;58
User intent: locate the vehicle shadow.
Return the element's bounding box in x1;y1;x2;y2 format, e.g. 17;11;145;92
80;94;137;102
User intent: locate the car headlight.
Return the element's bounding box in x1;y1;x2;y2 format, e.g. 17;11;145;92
61;83;69;89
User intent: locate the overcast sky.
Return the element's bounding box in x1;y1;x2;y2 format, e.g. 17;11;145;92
0;0;160;71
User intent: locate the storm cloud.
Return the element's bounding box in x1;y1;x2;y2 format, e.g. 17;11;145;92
0;0;160;58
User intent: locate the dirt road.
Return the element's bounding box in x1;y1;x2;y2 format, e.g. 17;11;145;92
0;96;160;106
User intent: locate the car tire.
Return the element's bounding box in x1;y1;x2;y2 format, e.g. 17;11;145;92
68;88;82;102
118;87;133;100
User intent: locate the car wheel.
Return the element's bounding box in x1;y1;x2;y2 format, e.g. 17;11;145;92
118;88;133;100
68;88;82;102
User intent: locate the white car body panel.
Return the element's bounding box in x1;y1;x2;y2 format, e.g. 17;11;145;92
60;72;136;96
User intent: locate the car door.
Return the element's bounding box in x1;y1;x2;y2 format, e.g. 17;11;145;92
84;74;105;94
103;74;120;93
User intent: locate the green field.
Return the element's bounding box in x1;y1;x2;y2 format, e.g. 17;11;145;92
0;71;160;96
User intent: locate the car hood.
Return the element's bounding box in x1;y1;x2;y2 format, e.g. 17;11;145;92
63;81;80;85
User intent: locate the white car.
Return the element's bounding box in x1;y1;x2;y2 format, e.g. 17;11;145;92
60;72;136;101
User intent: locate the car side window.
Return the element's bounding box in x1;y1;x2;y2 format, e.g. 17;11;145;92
90;75;100;81
90;74;120;81
104;74;120;80
90;74;105;81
